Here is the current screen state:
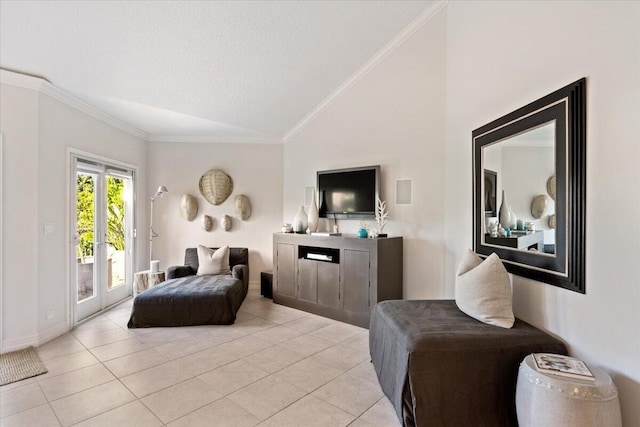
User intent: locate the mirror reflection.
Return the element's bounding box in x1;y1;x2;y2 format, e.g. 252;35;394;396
482;122;556;255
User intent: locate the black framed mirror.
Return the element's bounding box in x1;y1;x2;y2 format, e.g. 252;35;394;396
473;78;586;293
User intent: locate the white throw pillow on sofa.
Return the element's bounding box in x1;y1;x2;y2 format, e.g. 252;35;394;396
455;249;514;329
197;245;231;275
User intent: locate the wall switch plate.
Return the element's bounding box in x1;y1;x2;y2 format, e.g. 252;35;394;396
44;222;53;234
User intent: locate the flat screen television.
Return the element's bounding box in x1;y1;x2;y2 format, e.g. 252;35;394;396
317;165;380;219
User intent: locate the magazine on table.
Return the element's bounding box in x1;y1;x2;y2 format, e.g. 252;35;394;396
533;353;595;381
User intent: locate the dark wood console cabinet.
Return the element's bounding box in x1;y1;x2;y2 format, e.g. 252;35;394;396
272;233;403;328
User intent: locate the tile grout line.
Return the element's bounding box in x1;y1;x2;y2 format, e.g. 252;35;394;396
263;354;360;419
21;293;379;426
36;379;64;426
154;335;357;424
259;377;362;426
38;319;138;425
65;305;162;426
131;392;168;426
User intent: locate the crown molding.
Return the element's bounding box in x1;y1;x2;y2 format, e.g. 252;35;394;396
3;0;448;148
39;85;148;139
147;134;283;144
0;68;46;91
283;0;448;143
1;69;281;144
1;69;148;140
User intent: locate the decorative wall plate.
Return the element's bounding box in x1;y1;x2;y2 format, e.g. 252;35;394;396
222;214;232;231
201;215;213;231
235;194;251;220
531;195;548;219
199;169;233;205
180;194;198;221
546;175;556;201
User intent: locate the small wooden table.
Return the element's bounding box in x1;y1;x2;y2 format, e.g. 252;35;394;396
134;270;165;295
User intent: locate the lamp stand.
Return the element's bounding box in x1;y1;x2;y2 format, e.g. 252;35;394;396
149;186;168;270
149;198;155;268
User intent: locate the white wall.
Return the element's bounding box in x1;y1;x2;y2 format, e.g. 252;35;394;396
0;76;148;351
148;142;283;285
37;93;148;336
444;1;640;424
284;10;447;299
284;1;639;423
0;84;40;350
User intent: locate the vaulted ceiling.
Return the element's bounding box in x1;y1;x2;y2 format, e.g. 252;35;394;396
0;1;433;141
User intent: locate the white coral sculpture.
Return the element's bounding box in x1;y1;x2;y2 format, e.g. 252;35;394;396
375;195;388;233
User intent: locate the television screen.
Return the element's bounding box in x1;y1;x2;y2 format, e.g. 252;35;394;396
317;166;379;218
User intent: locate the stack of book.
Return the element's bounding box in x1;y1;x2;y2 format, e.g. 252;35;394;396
533;353;595;381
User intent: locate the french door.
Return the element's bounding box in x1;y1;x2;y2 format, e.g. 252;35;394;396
72;155;135;322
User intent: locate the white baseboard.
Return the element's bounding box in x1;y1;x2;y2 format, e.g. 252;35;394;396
38;321;71;346
248;280;260;290
1;334;39;354
1;320;70;354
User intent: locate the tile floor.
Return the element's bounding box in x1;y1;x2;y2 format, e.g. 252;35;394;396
0;290;401;427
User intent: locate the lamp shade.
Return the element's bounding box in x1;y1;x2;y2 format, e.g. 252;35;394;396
150;185;169;263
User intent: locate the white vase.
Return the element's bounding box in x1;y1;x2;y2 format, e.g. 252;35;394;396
307;190;319;232
499;190;512;228
509;207;518;230
293;205;308;233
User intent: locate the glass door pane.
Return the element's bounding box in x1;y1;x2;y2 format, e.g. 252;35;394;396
76;171;97;303
107;175;126;290
104;173;132;306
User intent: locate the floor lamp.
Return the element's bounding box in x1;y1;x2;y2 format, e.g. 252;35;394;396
149;186;168;271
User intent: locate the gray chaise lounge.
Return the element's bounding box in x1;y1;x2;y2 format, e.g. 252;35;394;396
127;247;249;328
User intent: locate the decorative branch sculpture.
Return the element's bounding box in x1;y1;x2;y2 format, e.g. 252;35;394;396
376;195;388;235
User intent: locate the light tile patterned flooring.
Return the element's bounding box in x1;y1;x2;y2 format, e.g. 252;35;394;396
0;290;401;427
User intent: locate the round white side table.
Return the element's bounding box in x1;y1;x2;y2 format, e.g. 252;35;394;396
516;354;621;427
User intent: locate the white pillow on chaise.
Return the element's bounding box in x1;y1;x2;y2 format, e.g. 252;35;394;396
197;245;231;276
455;249;514;329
